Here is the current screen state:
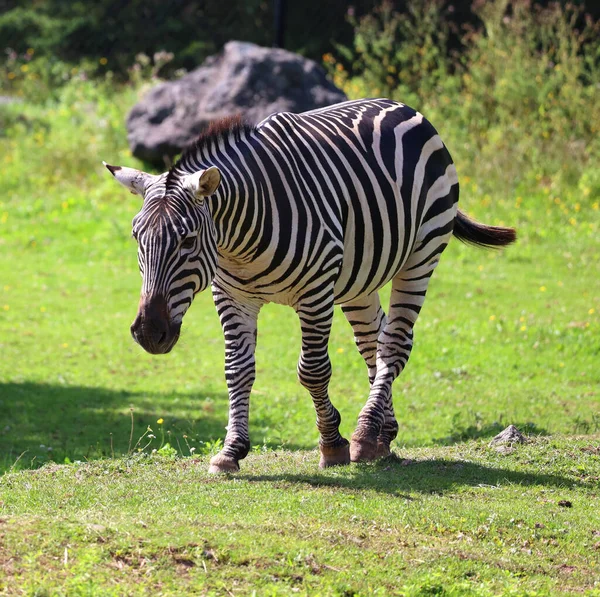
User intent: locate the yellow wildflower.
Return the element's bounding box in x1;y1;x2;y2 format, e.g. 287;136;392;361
157;418;164;425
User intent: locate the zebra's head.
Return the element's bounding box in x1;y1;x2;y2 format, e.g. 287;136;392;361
104;162;221;354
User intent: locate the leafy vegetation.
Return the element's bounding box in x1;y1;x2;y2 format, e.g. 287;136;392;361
0;0;392;80
0;0;599;593
327;0;600;199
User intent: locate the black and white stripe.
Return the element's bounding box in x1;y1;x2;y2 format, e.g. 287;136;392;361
106;98;515;471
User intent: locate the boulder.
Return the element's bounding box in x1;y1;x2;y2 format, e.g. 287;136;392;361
126;41;347;165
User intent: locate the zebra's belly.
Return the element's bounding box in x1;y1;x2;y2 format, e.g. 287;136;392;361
215;233;408;308
332;248;408;305
214;189;416;307
332;267;402;305
214;235;347;307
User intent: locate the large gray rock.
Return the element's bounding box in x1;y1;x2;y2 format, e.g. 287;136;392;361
127;41;347;165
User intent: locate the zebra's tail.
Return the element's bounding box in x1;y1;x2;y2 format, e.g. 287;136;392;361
452;209;516;248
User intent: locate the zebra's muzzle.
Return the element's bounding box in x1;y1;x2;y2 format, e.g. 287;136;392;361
131;294;181;355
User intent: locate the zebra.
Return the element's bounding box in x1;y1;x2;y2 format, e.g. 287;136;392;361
104;98;515;473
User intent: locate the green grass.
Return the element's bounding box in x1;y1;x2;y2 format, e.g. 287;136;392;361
0;169;598;469
0;69;599;594
1;439;599;596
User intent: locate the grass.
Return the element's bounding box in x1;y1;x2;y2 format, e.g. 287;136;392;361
0;169;598;469
1;439;599;595
0;24;599;591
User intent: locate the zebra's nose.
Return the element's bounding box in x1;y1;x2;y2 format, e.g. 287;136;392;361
131;294;180;354
131;318;168;349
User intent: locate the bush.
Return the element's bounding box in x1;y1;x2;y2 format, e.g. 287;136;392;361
0;1;384;79
328;1;457;105
328;0;600;199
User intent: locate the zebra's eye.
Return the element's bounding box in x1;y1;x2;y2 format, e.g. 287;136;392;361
181;236;196;250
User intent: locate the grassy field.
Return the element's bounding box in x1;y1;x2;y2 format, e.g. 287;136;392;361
1;440;599;596
0;107;598;470
0;58;599;593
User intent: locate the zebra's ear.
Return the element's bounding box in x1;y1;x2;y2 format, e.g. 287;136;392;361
103;162;157;196
181;167;222;201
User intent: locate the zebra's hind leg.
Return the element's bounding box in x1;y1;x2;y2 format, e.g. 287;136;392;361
350;237;450;462
341;293;397;458
296;298;350;468
208;284;262;474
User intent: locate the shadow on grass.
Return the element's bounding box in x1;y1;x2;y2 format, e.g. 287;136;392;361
242;453;582;495
0;381;235;473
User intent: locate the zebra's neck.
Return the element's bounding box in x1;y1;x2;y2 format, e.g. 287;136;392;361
194;129;270;263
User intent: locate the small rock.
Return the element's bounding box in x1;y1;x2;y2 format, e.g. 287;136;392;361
489;425;528;447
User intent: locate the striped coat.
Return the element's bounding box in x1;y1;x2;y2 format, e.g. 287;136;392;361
105;98;515;472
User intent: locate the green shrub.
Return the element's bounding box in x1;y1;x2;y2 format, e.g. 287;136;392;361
327;0;455;106
328;0;600;199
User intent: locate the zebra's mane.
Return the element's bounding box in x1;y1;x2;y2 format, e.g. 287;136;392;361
166;115;256;189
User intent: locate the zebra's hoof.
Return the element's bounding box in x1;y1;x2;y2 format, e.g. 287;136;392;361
350;435;379;462
319;440;350;468
375;440;391;459
208;453;240;474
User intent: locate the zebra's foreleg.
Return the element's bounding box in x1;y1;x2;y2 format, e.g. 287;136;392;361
296;299;350;468
342;293;397;458
209;285;262;473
